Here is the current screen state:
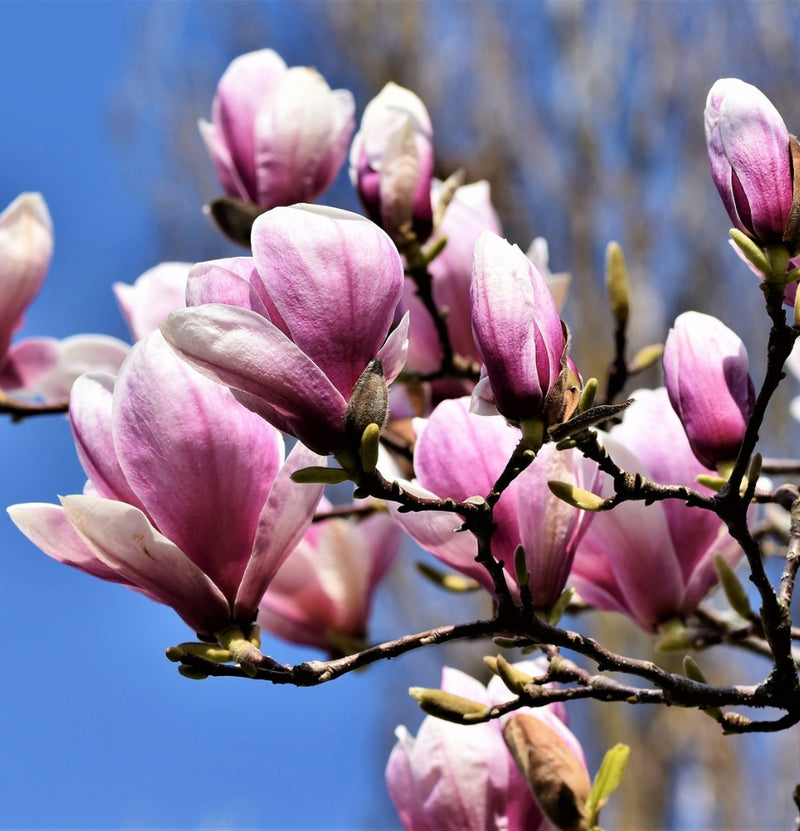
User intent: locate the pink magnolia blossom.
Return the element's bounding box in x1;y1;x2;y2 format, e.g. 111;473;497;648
470;231;567;425
705;78;793;246
8;330;323;637
350;82;434;246
0;193;129;401
258;499;403;655
163;205;408;456
390;397;594;608
663;311;755;470
113;261;190;341
386;662;586;831
570;387;743;631
199;49;355;209
403;179;501;375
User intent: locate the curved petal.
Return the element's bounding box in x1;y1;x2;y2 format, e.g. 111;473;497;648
250;205;404;396
8;502;139;588
0;193;53;360
234;441;325;619
377;311;409;384
112;330;283;603
163;304;348;453
0;336;60;393
69;372;144;508
61;495;230;634
113;261;190;341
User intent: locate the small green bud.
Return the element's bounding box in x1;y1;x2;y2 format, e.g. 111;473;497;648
577;378;598;414
291;466;352;485
605;241;630;327
495;655;534;695
513;545;530;588
695;473;727;492
415;561;481;592
409;687;491;724
655;618;691;652
714;554;753;619
423;235;448;264
360;422;381;474
178;665;209;681
628;343;664;374
546;587;575;626
548;481;607;511
177;642;232;664
165;647;185;663
683;656;723;720
729;228;771;274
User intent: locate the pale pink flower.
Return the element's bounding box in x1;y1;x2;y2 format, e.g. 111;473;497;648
258;500;402;655
8;330;323;636
163;205;408;456
570;388;743;631
200;49;355;208
705;78;792;246
113;262;190;341
386;662;586;831
350;82;434;246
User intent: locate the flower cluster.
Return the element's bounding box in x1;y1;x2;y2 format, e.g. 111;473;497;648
7;48;800;830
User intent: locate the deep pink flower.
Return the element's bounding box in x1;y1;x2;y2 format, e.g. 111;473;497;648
390;397;594;608
8;330;323;636
350;82;434;246
570;388;743;631
163;205;408;456
258;499;403;654
200;49;355;209
386;662;586;831
470;231;566;424
705;78;792;246
663;311;755;469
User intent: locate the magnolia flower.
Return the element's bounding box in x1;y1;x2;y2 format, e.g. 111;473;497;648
390;397;594;608
386;662;587;831
350;82;434;247
0;193;128;401
663;311;755;470
8;330;323;637
163;205;408;457
570;388;743;631
705;78;793;247
113;262;190;341
470;231;567;426
200;49;355;209
403;179;501;375
258;499;403;655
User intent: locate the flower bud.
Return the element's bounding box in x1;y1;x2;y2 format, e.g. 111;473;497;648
705;78;793;246
663;311;755;469
349;82;434;247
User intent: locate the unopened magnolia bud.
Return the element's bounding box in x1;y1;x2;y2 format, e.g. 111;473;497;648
577;378;598;414
547;587;575;625
513;544;530;588
605;241;630;327
409;687;492;724
683;656;723;720
503;713;592;831
342;359;388;447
